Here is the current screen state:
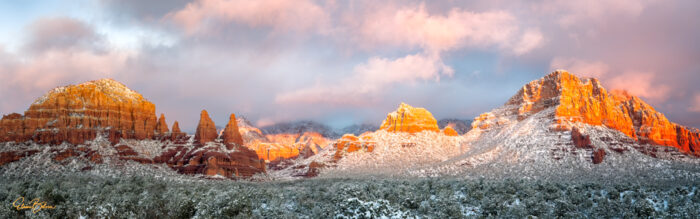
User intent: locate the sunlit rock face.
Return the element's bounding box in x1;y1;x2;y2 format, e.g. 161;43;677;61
221;113;244;149
0;79;267;179
379;103;440;133
245;132;330;161
476;70;699;156
443;127;459;136
194;110;217;144
237;118;331;161
333;134;375;161
0;79;157;145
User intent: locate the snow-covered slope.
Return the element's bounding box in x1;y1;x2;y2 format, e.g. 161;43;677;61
269;105;699;181
268;71;700;181
412;106;700;181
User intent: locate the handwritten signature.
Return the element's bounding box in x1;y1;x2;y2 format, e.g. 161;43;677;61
12;197;55;214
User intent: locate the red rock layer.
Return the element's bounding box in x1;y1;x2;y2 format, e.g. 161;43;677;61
443;127;459;136
380;103;440;133
503;70;699;156
571;127;594;149
0;150;39;166
0;79;158;145
194;110;217;144
333;134;375;161
221;113;244;149
592;148;606;164
171;121;187;141
153;145;266;178
155;113;169;135
244;131;330;161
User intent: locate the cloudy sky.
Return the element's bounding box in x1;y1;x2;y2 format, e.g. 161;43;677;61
1;0;699;131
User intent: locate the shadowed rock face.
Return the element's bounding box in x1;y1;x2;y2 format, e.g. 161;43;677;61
154;144;266;178
171;121;186;141
0;79;157;145
194;110;217;144
478;70;699;156
155;113;169;136
379;103;440;133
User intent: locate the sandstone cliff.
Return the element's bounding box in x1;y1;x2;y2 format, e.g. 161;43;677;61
0;79;157;145
379;103;440;133
474;70;699;156
221;113;244;149
194;110;217;144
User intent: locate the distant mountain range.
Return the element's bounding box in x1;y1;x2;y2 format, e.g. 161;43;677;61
1;70;698;181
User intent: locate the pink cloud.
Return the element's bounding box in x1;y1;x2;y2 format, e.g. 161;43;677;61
355;4;541;54
536;0;652;27
23;17;104;54
275;52;452;105
690;94;700;113
169;0;330;35
0;17;132;113
513;29;544;55
550;58;610;78
607;71;670;101
273;3;545;107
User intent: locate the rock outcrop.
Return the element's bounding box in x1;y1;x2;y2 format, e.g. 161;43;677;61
0;79;157;145
571;127;594;149
333;134;375;161
592;148;606;164
154;145;266;178
0;79;268;179
247;132;329;161
170;121;187;141
221;113;244;149
379;103;440;133
194;110;217;144
443;127;459;136
481;70;699;156
155;113;169;136
238;117;332;161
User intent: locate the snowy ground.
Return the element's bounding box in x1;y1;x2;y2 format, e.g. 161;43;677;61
1;174;698;218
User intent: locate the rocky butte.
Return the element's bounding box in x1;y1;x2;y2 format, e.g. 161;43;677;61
221;113;245;149
334;103;457;161
0;79;157;145
194;110;218;144
474;70;699;156
379;102;440;133
0;79;266;178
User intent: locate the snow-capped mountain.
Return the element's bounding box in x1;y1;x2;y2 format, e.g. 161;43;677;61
339;124;379;136
270;71;700;180
1;71;699;181
260;120;340;138
437;119;472;135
